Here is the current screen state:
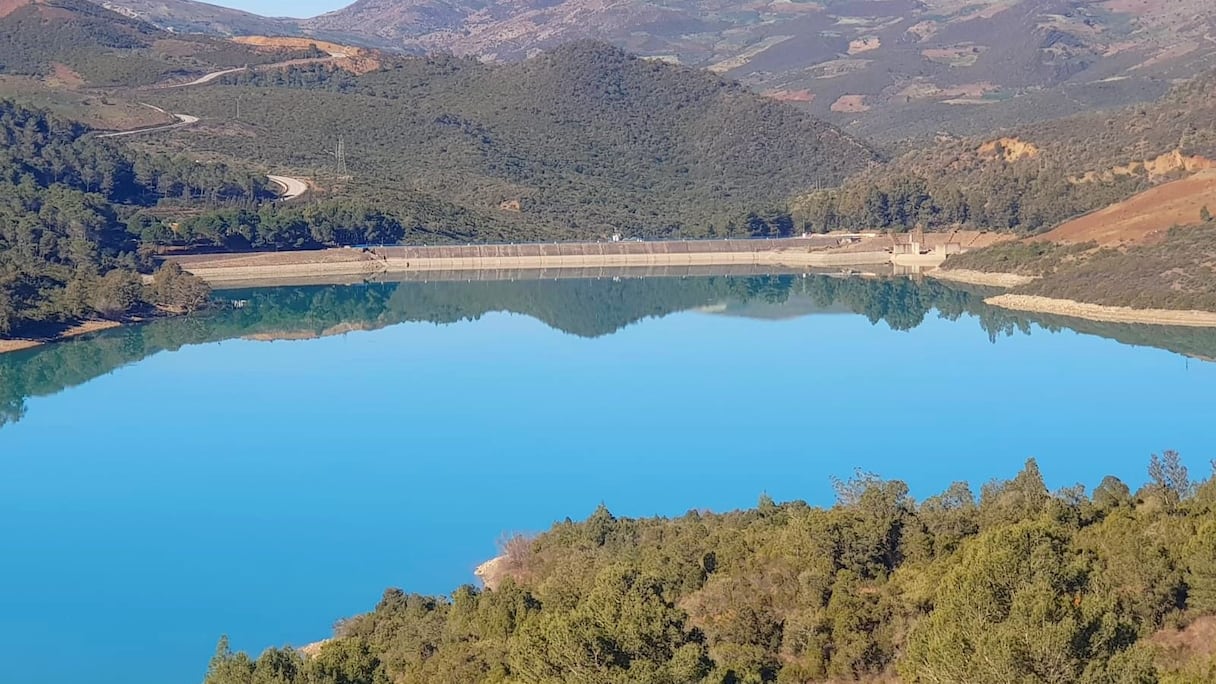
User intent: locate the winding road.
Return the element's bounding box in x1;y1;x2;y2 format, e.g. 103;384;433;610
97;105;199;139
161;51;346;89
165;67;248;88
267;175;309;201
98;63;319;200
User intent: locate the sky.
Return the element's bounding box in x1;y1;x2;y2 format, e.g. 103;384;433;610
207;0;351;19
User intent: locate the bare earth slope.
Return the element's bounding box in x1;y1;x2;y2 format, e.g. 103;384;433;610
1040;169;1216;246
939;170;1216;321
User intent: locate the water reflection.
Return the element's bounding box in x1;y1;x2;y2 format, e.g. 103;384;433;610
2;272;1214;429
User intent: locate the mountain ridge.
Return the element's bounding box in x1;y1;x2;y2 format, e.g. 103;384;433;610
141;40;881;240
91;0;1216;137
95;0;301;35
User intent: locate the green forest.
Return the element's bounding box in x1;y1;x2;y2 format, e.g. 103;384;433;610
0;99;252;335
204;455;1216;683
0;99;417;336
132;44;1216;245
141;43;879;240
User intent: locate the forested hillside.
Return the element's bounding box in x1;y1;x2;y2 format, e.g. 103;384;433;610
0;100;273;334
102;0;1216;139
0;98;451;338
0;0;312;86
142;43;879;241
793;71;1216;235
205;455;1216;683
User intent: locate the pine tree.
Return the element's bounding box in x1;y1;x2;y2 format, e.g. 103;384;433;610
1185;520;1216;612
1148;450;1191;513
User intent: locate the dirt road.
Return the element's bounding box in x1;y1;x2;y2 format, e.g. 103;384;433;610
97;111;199;138
159;52;344;89
165;67;247;88
97;110;308;198
267;174;309;201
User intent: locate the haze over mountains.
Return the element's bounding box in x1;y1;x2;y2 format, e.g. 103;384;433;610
94;0;1216;137
95;0;307;35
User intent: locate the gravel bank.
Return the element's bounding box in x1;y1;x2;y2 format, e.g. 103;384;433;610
985;294;1216;327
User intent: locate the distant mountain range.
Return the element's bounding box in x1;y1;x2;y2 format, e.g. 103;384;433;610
94;0;302;36
90;0;1216;137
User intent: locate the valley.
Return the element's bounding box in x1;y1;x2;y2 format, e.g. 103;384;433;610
2;4;1216;682
3;0;1216;337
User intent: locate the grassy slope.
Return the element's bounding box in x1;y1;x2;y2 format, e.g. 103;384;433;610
1022;225;1216;311
941;153;1216;311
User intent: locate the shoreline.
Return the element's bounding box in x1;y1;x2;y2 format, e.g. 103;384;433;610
927;268;1038;288
985;294;1216;327
292;555;506;660
0;320;123;356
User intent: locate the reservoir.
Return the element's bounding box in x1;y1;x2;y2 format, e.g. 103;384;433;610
2;273;1214;684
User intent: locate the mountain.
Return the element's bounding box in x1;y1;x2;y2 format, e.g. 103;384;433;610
310;0;1216;140
143;42;880;240
88;0;401;48
306;0;1216;139
793;69;1216;235
93;0;300;36
0;0;315;86
96;0;1216;138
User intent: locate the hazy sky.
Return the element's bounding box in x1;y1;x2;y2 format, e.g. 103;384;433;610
207;0;351;18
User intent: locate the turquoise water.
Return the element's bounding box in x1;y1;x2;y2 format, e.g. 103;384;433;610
2;274;1215;684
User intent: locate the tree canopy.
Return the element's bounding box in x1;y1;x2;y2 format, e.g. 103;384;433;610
205;456;1216;683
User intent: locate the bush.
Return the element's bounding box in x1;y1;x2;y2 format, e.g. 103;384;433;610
151;262;210;313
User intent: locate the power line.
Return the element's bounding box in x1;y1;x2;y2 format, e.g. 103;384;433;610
336;135;347;176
